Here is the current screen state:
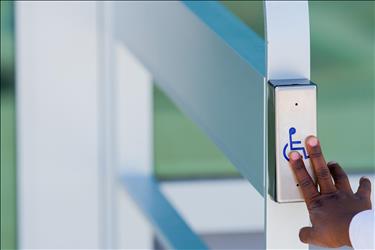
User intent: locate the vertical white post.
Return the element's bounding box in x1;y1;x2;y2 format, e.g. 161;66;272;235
16;2;101;248
97;2;155;248
97;2;116;248
113;42;154;249
265;1;311;249
17;2;154;248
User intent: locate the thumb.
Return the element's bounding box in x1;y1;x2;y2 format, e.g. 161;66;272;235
299;227;315;244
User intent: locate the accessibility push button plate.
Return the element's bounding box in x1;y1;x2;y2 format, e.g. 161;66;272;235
268;80;317;203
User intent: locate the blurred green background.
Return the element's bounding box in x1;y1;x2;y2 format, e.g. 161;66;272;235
155;1;374;178
1;1;374;249
1;1;17;249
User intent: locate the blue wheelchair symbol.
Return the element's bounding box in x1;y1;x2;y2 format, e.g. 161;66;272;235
283;127;309;161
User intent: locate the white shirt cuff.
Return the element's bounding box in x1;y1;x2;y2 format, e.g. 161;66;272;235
349;209;374;249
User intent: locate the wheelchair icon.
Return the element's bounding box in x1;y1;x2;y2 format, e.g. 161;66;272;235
283;127;309;161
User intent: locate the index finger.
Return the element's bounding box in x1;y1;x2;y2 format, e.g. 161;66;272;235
305;136;336;194
289;151;319;203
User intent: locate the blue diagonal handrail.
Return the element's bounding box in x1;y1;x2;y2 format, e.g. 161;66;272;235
114;1;266;194
122;174;208;250
183;1;265;75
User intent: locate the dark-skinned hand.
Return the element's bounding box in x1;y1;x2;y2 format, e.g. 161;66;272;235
288;136;372;248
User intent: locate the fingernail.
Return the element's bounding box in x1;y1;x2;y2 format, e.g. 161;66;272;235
289;151;300;161
360;177;369;182
327;161;338;166
307;136;319;147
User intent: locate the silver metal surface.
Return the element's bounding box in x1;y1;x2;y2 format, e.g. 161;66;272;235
268;81;317;202
264;1;310;80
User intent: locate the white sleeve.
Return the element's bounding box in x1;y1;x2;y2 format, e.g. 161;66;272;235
349;209;375;250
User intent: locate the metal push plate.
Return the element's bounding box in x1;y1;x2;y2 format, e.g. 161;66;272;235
268;80;317;202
